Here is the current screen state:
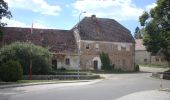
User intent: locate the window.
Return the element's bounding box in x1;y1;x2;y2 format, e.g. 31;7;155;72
85;43;90;49
122;59;126;66
95;43;99;51
108;44;112;51
144;59;147;62
118;45;121;51
155;58;159;62
161;58;164;62
65;58;70;65
126;45;130;51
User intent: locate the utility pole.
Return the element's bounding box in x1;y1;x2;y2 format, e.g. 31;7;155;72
78;11;86;80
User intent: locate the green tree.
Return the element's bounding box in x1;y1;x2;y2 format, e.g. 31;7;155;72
134;26;142;39
0;0;12;27
139;0;170;66
0;42;52;75
139;11;149;26
0;0;12;44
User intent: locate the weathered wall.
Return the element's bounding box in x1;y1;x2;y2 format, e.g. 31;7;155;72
52;54;79;70
135;50;151;64
135;50;168;66
79;40;135;71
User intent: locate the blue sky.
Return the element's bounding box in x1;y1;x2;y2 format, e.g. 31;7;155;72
4;0;156;35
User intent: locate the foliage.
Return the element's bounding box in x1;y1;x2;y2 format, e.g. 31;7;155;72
139;0;170;66
0;0;12;45
100;52;113;71
134;26;143;39
139;11;149;26
0;60;23;82
134;64;139;72
0;42;52;75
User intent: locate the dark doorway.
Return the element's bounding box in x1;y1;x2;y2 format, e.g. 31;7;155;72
94;60;98;70
52;59;57;70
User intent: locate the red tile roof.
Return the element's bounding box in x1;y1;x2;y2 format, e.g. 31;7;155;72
2;27;77;54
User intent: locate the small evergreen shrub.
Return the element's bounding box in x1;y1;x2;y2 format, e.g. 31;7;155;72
135;64;139;72
0;60;23;82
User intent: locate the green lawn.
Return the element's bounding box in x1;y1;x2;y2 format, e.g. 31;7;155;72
139;64;169;68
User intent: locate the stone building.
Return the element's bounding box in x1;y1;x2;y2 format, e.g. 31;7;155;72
135;39;168;66
1;15;135;71
73;15;135;71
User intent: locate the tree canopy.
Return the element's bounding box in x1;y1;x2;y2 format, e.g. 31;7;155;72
0;0;12;42
139;0;170;65
134;26;143;39
0;42;52;75
0;0;12;27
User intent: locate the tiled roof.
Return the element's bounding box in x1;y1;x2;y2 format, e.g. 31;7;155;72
2;27;77;53
73;16;135;43
135;39;146;51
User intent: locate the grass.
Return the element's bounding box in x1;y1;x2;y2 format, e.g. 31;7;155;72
139;64;169;68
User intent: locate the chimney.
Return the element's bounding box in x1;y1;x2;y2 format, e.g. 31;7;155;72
91;14;96;20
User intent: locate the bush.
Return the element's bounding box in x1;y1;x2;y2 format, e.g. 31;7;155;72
58;67;66;71
0;60;23;82
0;42;52;75
134;64;139;72
100;52;113;71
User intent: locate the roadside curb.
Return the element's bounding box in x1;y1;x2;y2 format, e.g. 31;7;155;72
0;80;95;89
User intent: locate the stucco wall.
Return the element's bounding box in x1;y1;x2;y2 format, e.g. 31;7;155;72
52;54;79;70
135;50;168;66
135;50;151;64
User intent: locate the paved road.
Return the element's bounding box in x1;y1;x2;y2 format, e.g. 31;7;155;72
0;73;170;100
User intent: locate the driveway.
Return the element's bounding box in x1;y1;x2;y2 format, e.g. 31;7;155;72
0;73;170;100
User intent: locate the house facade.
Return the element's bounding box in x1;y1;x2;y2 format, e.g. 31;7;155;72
1;15;135;71
135;39;168;66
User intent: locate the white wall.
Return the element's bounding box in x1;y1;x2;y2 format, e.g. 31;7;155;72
57;55;79;70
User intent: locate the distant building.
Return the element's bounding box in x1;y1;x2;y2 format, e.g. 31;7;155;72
135;39;168;66
1;15;135;71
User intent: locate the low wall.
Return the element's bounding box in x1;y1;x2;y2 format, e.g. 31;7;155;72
22;75;100;80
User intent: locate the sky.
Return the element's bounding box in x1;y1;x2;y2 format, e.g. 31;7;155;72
3;0;157;35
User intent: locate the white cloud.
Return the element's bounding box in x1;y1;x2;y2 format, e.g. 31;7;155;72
72;0;144;21
145;3;157;11
2;18;53;29
6;0;61;16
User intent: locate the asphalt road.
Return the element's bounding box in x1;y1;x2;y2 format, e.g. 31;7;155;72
0;73;170;100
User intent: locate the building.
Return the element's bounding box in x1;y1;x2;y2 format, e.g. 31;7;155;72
1;15;135;71
135;39;168;66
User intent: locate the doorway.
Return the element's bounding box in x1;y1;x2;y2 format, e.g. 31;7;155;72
52;59;57;70
94;60;98;70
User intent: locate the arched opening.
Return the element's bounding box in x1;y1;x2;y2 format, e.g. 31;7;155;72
94;60;98;70
92;57;101;70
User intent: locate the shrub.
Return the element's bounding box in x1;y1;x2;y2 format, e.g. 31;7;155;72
0;60;23;82
58;67;66;71
134;64;139;72
0;42;52;75
100;52;113;71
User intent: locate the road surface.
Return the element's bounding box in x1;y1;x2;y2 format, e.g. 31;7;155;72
0;73;170;100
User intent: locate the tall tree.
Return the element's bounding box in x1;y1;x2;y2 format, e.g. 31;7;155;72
0;0;12;41
139;0;170;66
134;26;142;39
